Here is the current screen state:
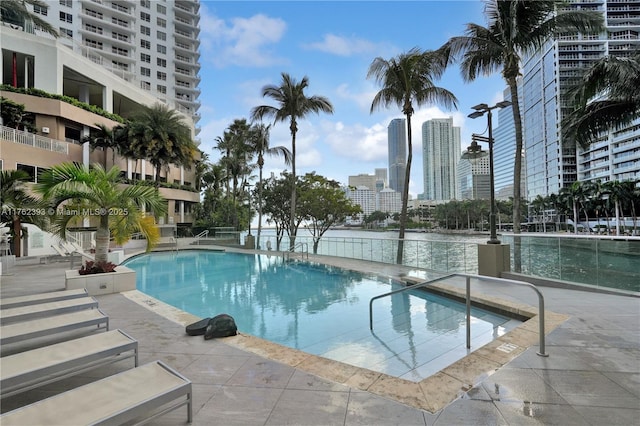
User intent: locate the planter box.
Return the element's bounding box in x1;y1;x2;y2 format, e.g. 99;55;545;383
65;266;136;296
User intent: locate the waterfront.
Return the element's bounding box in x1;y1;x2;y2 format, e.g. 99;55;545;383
255;229;640;293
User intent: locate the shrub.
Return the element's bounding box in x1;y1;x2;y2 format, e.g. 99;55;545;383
78;260;117;275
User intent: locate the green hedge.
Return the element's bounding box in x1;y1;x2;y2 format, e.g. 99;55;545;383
0;84;125;123
121;178;199;193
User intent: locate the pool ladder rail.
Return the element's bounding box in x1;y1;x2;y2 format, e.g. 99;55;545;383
369;273;549;357
283;242;309;261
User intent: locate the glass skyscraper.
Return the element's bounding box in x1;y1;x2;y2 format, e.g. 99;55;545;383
421;118;460;201
387;118;407;194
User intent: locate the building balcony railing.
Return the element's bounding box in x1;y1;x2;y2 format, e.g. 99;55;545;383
1;125;69;155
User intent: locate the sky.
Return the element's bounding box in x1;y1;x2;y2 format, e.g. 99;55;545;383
196;0;508;198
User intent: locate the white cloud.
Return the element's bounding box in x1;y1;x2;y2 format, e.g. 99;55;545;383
303;34;384;57
200;8;288;68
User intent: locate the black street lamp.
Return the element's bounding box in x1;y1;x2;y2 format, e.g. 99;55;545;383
462;101;512;244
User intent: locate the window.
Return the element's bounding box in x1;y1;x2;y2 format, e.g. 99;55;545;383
157;4;166;14
84;8;102;19
112;32;128;42
84;39;103;49
157;45;166;54
112;17;128;28
84;23;102;34
157;18;166;28
141;0;150;8
157;31;166;41
141;67;151;77
112;61;128;71
157;58;166;67
59;0;72;7
59;12;72;23
16;164;36;182
141;81;151;91
140;12;150;22
112;3;129;13
33;5;47;15
141;39;150;49
157;71;166;81
157;85;166;94
140;53;151;63
141;26;150;36
112;47;128;56
59;27;73;38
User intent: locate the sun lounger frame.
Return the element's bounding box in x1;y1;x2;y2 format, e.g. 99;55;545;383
0;308;109;346
0;288;88;309
0;296;98;325
0;329;138;399
0;361;192;425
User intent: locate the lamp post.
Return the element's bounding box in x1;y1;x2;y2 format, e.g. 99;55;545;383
463;101;512;244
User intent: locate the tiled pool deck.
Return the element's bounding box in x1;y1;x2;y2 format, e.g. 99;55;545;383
1;248;639;425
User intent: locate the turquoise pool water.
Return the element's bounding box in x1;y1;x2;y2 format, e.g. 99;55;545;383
124;251;521;381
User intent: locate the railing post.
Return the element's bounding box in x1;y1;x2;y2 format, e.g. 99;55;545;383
466;276;471;349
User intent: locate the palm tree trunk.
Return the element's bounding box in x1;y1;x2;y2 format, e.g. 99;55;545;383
615;201;621;236
12;216;21;258
95;214;110;264
257;165;264;250
508;78;523;272
574;202;579;235
396;113;412;265
289;127;297;252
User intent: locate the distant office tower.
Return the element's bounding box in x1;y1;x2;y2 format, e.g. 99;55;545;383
387;119;407;194
374;168;388;189
421;118;460;201
348;174;377;191
376;188;402;214
522;0;639;199
457;157;491;200
26;0;202;134
493;85;526;200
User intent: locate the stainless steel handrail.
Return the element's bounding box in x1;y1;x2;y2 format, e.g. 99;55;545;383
284;242;309;260
369;273;548;357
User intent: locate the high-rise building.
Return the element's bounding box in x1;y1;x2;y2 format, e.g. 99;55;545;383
387;118;407;194
421;118;460;201
457;157;491;200
374;168;388;191
522;0;639;199
348;174;377;191
24;0;202;134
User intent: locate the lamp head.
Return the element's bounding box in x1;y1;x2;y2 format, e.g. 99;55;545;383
471;103;489;111
496;100;512;109
468;111;484;119
461;140;488;160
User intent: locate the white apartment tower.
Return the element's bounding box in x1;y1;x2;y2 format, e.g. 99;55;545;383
421;117;460;201
31;0;202;133
522;0;639;199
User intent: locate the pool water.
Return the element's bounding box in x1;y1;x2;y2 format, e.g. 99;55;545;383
124;251;521;381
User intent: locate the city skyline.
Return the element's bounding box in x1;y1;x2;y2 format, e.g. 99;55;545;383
198;1;508;198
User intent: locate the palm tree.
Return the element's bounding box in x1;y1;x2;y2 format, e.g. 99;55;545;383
251;73;334;250
0;170;48;257
563;52;640;149
35;163;167;264
368;48;458;264
603;180;636;236
250;123;292;250
82;123;124;169
128;104;197;184
1;0;57;37
440;0;603;247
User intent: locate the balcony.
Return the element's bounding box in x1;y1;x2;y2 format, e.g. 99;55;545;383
1;125;69;155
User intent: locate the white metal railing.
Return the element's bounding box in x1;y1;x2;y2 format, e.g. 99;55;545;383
1;125;69;154
192;230;209;245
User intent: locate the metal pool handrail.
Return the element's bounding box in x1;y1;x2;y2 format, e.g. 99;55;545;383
369;273;549;357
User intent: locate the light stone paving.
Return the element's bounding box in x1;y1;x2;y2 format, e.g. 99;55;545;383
1;249;639;425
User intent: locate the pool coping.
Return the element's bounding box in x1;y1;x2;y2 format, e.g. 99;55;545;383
122;274;568;413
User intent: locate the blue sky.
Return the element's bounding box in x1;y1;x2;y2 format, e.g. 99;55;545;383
197;1;507;198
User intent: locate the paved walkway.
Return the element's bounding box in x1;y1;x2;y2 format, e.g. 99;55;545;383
1;254;638;425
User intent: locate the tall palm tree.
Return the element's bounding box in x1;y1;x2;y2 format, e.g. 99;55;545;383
0;170;48;257
128;103;197;184
1;0;57;37
250;123;292;250
82;123;124;169
603;180;636;236
440;0;603;250
35;163;167;264
563;52;640;149
251;73;334;250
368;48;458;264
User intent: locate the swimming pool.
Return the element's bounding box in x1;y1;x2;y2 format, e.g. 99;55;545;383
124;250;521;381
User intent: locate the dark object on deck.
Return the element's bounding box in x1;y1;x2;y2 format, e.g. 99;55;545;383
204;314;238;340
186;318;211;336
